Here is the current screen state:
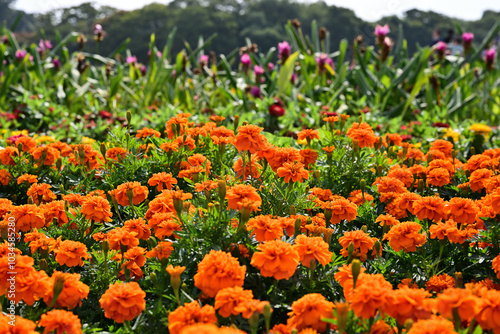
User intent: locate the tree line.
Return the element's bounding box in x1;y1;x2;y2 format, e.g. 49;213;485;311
5;0;500;62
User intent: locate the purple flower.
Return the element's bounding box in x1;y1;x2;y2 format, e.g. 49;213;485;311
375;24;390;38
140;65;147;76
250;86;261;98
485;48;497;62
278;41;291;61
199;54;209;66
37;39;52;54
94;24;103;35
436;41;447;52
267;63;275;71
15;49;27;60
462;33;474;44
126;56;137;64
316;53;334;74
52;58;61;69
254;65;264;76
240;53;251;66
290;72;297;85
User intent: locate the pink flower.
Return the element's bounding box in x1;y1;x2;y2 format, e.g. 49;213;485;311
250;86;261;98
241;54;251;66
485;48;497;62
199;54;209;66
435;41;447;53
254;65;264;76
278;41;291;61
37;39;52;53
267;63;275;71
126;56;137;64
94;24;103;35
375;24;390;38
316;53;334;74
462;32;474;44
15;49;27;60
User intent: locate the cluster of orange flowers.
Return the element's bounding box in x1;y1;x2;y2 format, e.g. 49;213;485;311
2;113;500;333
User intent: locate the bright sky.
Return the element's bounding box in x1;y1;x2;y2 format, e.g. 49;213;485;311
13;0;500;22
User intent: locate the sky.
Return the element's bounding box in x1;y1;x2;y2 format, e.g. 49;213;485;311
13;0;500;22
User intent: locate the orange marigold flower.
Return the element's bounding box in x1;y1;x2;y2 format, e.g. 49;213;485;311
0;146;19;166
407;316;456;334
0;255;36;294
210;126;235;145
27;183;56;204
215;286;254;317
107;227;139;251
148;212;182;239
81;196;112;223
334;263;367;287
123;218;151;240
321;198;357;224
160;141;179;153
267;147;301;172
493;255;500;279
374;176;407;203
148;172;177;191
146;241;174;260
180;324;220;334
347;127;378;148
349;273;392;319
0;314;38;333
234;299;271;319
16;136;37;152
194;250;246;297
8;267;48;305
387;165;414;188
168;300;217;334
233;155;262;180
448;197;478;225
430;139;454;158
322;146;335;153
99;281;146;323
384;221;426;252
54;240;90;267
32;146;60;166
297;129;320;142
339;230;376;261
277;161;309;183
0;169;12;186
287;293;334;332
347;189;374;206
41;200;69;227
106;147;128;161
299;149;318;167
39;309;82;334
469;168;492;192
195;180;219;193
293;234;332;268
17;173;38;184
425;274;455;294
384;286;432;325
375;214;400;227
429;219;456;240
476;289;500;332
436;287;480;321
234;124;268;154
226;184;261;212
426;167;451;187
251;240;299;280
412;196;448;222
115;181;149;206
247;215;283;242
11;204;45;232
136;127;161;138
43;271;90;309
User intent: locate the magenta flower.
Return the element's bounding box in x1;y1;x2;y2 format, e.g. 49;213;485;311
37;39;52;54
485;48;497;62
250;86;261;98
254;65;264;76
462;33;474;43
240;54;251;66
126;56;137;64
316;53;334;74
267;63;275;71
147;50;162;58
278;41;291;61
199;54;209;66
140;65;147;76
15;49;27;60
52;58;61;69
375;24;390;38
436;41;447;52
290;72;297;85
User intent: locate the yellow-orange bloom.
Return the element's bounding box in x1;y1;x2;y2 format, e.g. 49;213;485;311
293;234;332;268
277;161;309;183
168;300;217;334
321;198;357;224
54;240;90;267
226;184;261;212
412;196;448;222
251;240;299;280
214;286;254;318
81;196;112;223
436;287;480;321
384;286;432;324
407;316;456;334
384;221;427;252
194;250;246;297
99;281;146;323
349;274;392;319
287;293;334;332
247;215;283;242
39;309;82;334
115;181;149;206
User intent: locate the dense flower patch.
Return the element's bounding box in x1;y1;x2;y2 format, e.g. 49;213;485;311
0;110;500;333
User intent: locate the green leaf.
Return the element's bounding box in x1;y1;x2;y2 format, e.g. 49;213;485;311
277;51;299;96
